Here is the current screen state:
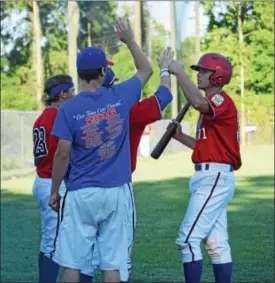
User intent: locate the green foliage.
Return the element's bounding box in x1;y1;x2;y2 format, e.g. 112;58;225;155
198;1;274;141
40;1;68;77
202;27;241;95
0;1;32;73
1;1;69;110
44;49;68;78
0;1;273;143
1;70;36;110
78;1;119;54
178;36;197;81
246;2;274;95
111;45;172;119
110;45;135;80
1;1;119;110
202;1;274;96
151;19;167;62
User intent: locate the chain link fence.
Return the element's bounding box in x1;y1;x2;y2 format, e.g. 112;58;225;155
1;110;191;180
1;111;40;180
1;108;273;180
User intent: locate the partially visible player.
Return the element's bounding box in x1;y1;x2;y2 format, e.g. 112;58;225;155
32;74;75;283
80;49;174;282
167;53;242;283
139;124;152;157
49;18;153;283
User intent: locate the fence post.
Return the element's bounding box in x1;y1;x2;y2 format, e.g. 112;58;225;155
20;113;24;178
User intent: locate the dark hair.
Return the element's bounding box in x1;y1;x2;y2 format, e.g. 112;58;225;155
42;74;73;106
77;67;106;84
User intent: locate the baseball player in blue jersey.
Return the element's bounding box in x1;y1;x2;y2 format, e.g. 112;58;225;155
48;18;152;283
79;48;174;282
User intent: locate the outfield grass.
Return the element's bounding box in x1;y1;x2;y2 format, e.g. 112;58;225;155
1;144;274;282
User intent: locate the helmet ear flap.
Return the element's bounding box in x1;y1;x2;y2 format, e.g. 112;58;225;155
209;72;219;86
210;70;225;87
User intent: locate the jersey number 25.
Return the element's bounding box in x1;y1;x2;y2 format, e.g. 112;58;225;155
33;127;48;157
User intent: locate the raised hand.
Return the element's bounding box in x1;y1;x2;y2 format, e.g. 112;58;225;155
158;47;174;69
168;60;184;75
115;17;135;45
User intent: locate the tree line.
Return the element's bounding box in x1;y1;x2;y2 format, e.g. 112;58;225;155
1;1;274;143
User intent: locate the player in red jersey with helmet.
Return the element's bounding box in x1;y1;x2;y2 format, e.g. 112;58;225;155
167;53;242;283
32;74;75;283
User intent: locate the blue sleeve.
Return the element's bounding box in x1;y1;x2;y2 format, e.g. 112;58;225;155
113;76;142;109
51;107;73;141
154;85;173;111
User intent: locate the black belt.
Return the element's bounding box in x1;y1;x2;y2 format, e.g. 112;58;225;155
195;163;233;172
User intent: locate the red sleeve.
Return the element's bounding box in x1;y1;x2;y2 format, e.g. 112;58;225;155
204;92;230;120
130;96;160;127
46;110;59;150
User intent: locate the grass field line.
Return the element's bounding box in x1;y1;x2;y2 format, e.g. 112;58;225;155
1;145;274;282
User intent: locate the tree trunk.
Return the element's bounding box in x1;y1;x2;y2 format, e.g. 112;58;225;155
68;1;80;92
170;0;178;115
87;21;92;46
32;1;43;110
237;4;246;146
134;0;142;47
195;1;201;62
147;18;152;59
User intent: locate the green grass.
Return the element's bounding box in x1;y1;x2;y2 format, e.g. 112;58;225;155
1;144;274;282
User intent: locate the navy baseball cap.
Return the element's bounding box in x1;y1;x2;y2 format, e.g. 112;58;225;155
77;47;114;71
103;67;119;87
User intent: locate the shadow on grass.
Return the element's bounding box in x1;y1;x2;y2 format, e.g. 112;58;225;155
1;175;274;282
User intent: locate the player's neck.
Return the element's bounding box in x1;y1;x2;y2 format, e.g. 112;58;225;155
204;87;223;97
80;80;102;92
49;101;61;109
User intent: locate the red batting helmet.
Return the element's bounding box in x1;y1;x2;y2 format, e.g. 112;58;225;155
190;53;233;87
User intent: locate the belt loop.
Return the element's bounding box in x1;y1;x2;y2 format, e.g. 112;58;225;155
205;164;210;171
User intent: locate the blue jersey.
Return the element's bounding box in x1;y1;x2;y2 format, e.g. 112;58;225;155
52;76;142;191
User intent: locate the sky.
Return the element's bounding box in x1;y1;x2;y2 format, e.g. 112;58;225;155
2;1;211;55
117;1;209;45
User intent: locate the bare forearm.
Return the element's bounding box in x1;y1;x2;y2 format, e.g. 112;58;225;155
51;156;69;194
174;132;196;150
175;69;205;109
160;74;171;89
127;40;152;75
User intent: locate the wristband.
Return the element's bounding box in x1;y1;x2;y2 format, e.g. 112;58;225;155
160;68;169;72
160;68;169;75
160;71;170;77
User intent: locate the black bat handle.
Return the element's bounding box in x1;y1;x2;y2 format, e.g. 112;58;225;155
150;124;177;159
150;102;191;160
174;102;191;122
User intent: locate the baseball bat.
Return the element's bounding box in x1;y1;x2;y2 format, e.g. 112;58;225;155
150;102;191;159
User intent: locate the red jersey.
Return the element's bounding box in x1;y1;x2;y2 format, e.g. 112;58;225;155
33;107;59;178
192;91;242;170
129;96;160;172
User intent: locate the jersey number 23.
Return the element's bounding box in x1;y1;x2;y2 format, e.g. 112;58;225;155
33;127;48;157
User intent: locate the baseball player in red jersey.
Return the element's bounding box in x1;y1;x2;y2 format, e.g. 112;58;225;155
167;53;242;283
32;74;75;283
79;50;174;282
